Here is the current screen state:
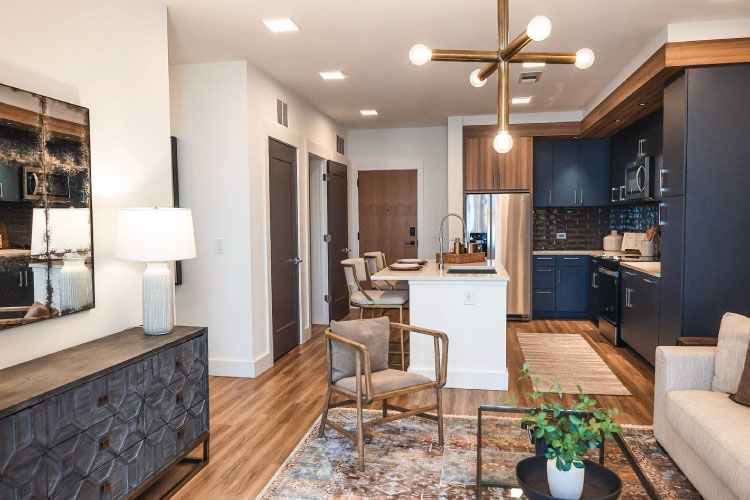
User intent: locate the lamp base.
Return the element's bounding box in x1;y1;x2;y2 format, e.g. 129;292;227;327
142;262;174;335
60;255;93;313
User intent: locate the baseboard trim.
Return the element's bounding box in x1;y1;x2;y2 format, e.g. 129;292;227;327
209;352;273;378
409;366;509;391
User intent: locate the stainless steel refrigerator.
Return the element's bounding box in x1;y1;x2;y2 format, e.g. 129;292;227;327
465;193;531;320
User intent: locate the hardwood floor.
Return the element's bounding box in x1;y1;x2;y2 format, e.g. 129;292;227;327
172;312;654;499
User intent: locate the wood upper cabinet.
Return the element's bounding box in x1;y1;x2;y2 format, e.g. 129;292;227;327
463;134;532;192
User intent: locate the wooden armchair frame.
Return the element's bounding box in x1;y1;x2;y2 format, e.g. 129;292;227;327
318;322;449;471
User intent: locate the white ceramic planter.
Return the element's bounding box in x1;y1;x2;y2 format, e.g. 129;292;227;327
546;459;585;500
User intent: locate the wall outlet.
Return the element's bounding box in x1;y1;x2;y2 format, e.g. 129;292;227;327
214;238;225;254
463;288;474;305
556;232;567;240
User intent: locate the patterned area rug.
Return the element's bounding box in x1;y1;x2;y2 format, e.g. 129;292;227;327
517;333;631;395
258;409;701;499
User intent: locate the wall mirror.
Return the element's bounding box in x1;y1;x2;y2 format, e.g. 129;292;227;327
0;83;93;330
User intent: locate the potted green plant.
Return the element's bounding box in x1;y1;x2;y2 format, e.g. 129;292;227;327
506;363;623;500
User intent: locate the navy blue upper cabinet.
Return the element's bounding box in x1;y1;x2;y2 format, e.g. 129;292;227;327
533;141;554;207
578;139;610;206
533;139;610;207
551;140;579;206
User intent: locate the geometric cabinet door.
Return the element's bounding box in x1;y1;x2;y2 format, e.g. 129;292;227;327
0;404;47;500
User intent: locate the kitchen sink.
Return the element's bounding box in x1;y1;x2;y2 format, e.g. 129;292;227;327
446;266;497;275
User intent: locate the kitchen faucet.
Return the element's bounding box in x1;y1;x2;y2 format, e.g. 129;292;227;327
438;213;466;271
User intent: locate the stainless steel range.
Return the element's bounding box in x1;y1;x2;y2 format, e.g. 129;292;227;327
597;254;658;346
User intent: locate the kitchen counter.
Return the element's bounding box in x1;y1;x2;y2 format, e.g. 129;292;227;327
372;259;509;391
372;260;509;282
0;249;31;258
621;261;661;278
533;249;628;257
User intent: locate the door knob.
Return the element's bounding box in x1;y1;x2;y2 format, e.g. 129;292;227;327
341;248;351;254
291;257;302;265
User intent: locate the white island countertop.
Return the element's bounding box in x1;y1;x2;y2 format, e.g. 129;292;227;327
372;259;509;282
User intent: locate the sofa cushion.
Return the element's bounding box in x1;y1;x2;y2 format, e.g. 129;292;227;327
335;369;432;394
666;389;750;500
712;313;750;394
330;317;390;382
733;345;750;407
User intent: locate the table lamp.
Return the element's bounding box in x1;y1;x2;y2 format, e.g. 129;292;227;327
115;207;196;335
31;207;93;313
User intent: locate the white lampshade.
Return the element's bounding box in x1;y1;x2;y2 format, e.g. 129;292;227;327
30;207;92;258
115;207;196;262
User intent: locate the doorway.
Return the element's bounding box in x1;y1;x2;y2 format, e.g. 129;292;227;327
358;169;418;262
269;138;300;360
326;161;350;320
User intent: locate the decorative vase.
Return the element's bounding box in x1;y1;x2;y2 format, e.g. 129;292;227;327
546;459;585;500
603;230;623;251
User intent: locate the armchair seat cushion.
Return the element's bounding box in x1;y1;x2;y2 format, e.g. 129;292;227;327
666;389;750;500
330;317;390;382
335;369;433;394
351;290;408;306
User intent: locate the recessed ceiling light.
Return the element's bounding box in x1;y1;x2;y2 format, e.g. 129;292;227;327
320;71;346;80
522;62;546;68
262;18;299;33
360;109;378;116
639;102;648;106
512;97;532;104
614;119;622;123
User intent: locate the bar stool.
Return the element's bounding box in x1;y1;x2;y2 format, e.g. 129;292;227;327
363;251;409;291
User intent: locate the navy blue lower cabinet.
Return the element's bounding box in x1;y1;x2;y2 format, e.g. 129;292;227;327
621;268;660;365
533;255;589;318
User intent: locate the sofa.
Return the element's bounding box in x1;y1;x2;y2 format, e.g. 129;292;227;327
654;313;750;500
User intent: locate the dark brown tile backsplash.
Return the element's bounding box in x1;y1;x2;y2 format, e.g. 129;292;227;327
533;202;659;251
0;202;33;249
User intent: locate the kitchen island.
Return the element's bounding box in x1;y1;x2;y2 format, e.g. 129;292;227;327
372;260;510;390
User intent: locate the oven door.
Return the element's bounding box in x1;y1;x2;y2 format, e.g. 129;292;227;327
598;266;620;345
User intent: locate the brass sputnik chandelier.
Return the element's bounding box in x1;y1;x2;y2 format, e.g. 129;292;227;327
409;0;595;153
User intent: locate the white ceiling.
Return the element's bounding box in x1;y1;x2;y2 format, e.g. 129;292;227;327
165;0;750;129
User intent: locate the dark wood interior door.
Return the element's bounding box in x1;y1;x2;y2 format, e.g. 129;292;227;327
269;138;299;360
327;161;349;321
358;169;417;262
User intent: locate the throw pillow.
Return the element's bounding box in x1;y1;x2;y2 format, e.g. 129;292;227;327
731;344;750;407
329;316;390;383
712;313;750;394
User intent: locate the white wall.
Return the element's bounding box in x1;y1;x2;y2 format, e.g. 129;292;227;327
348;127;448;257
0;0;173;370
170;62;253;376
170;60;348;377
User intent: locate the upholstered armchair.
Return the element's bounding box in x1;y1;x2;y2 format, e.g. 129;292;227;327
318;316;448;471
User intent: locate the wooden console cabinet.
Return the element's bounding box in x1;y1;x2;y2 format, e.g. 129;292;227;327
0;326;209;500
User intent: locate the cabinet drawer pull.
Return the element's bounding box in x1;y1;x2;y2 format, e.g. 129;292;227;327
176;393;184;405
99;438;110;450
624;271;636;276
549;189;552;205
536;257;553;260
563;257;579;260
175;359;183;369
177;429;185;439
536;269;552;272
535;291;552;295
643;278;656;284
101;482;111;494
97;394;109;407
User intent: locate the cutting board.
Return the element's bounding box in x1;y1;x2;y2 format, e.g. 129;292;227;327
0;221;8;249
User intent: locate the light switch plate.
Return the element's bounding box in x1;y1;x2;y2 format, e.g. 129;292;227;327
214;238;225;254
556;232;567;240
463;288;474;305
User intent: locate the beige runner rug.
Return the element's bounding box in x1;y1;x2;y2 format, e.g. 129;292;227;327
517;333;631;396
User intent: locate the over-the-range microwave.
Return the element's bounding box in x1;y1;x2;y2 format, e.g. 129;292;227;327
624;156;655;201
23;165;71;201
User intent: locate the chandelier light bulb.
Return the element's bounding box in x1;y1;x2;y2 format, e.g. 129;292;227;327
526;16;552;42
575;48;595;69
493;131;514;154
469;69;487;88
409;44;432;66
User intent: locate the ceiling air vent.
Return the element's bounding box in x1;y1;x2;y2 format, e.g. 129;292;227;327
519;71;542;84
276;98;288;127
